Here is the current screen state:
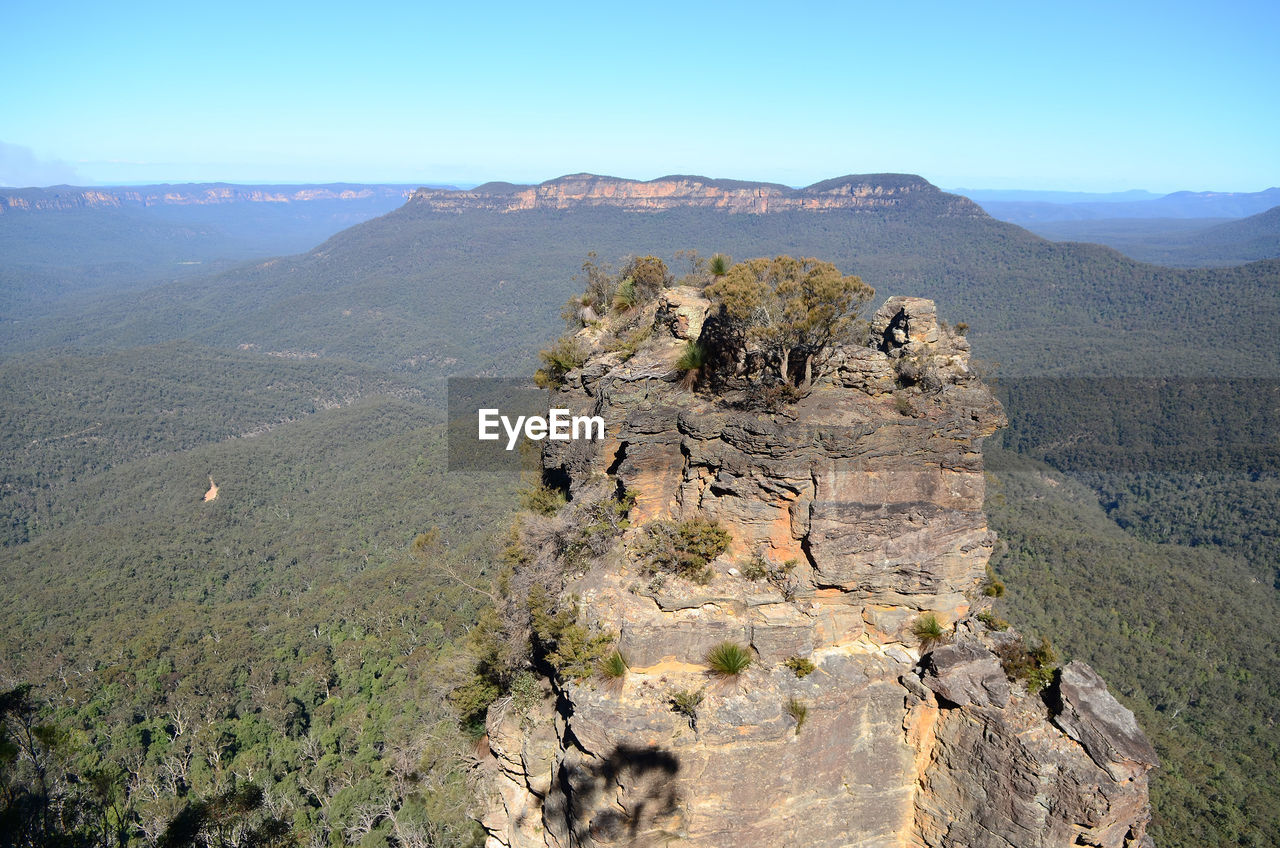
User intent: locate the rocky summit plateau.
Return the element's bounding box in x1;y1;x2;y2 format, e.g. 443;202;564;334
478;287;1157;848
410;173;985;215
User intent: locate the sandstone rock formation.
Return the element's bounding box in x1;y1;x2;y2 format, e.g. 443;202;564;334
478;290;1156;848
409;174;985;216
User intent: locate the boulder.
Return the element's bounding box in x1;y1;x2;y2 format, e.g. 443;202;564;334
920;638;1011;708
1051;661;1160;782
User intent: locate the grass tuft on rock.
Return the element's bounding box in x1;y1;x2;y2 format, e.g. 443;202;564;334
912;612;949;651
599;649;628;680
706;641;753;677
786;696;808;733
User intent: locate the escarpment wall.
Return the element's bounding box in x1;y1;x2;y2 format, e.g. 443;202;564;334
478;290;1156;848
410;174;986;216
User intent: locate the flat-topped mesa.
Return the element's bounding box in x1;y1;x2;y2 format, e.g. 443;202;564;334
480;288;1156;848
409;173;987;215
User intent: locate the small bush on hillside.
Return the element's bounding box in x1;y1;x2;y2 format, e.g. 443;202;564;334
983;564;1006;597
676;341;706;389
578;251;619;309
560;492;634;572
535;336;587;389
599;649;628;680
741;554;770;581
738;381;805;413
786;696;808;733
996;636;1059;693
604;323;652;361
612;278;639;312
976;610;1010;631
621;255;673;300
521;483;566;515
528;587;612;681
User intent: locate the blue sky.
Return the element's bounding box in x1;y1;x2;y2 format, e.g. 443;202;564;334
2;0;1277;191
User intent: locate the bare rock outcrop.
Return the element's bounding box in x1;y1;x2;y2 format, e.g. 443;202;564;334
478;289;1155;848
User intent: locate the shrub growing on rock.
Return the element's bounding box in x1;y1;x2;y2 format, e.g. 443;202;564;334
611;277;639;312
599;649;628;680
995;635;1059;693
521;483;566;515
638;517;731;584
535;336;587;389
977;610;1010;631
704;255;874;390
668;688;704;728
528;587;612;681
560;492;634;573
784;656;816;678
675;341;706;389
620;255;673;300
708;253;730;278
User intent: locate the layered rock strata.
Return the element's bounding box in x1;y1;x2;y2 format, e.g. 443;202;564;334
410;174;984;216
479;290;1156;848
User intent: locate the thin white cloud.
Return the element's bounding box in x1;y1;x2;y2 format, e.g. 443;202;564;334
0;142;86;187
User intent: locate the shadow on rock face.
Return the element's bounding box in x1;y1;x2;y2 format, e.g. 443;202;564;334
552;744;683;846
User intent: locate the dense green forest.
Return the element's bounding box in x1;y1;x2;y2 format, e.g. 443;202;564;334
1;398;518;846
2;180;1279;845
997;378;1280;588
0;344;415;546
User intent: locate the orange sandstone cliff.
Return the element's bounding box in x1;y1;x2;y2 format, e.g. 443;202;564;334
478;289;1156;848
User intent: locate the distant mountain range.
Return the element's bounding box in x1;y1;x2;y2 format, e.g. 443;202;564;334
0;183;421;310
953;188;1164;204
6;172;1276;379
0;182;424;213
965;186;1280;224
1023;205;1280;267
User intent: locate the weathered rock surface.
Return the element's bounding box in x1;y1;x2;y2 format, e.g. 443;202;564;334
921;638;1011;708
1051;662;1161;783
481;290;1155;848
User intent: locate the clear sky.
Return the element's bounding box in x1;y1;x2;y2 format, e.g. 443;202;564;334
2;0;1277;191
